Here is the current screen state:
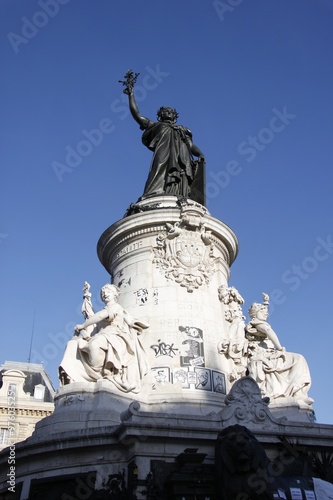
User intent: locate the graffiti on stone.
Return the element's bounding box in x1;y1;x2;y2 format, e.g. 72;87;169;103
195;368;211;391
173;368;190;388
151;367;170;389
153;288;159;305
117;276;131;288
179;326;205;367
114;269;131;289
134;287;148;305
150;340;179;358
187;371;197;385
212;370;226;394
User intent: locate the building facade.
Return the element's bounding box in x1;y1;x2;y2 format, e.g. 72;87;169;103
0;361;55;452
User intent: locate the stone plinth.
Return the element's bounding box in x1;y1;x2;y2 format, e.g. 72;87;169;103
2;198;331;499
97;197;238;411
1;377;333;499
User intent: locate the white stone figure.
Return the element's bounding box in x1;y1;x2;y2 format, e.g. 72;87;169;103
59;282;98;385
246;293;283;350
59;284;149;393
218;285;245;306
217;286;248;383
226;307;248;381
245;293;313;408
218;337;247;383
81;281;96;337
82;281;94;319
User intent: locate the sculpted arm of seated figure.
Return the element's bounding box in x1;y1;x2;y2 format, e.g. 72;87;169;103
74;309;109;335
256;322;284;351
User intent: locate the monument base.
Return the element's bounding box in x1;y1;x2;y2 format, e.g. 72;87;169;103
1;200;327;498
1;377;332;499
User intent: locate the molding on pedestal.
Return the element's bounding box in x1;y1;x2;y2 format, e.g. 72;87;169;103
97;197;238;277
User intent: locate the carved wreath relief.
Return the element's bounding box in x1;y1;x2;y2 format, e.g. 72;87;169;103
153;205;215;292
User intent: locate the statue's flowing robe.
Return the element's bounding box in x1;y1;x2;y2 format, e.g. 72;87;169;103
140;120;203;200
247;345;311;401
59;304;148;393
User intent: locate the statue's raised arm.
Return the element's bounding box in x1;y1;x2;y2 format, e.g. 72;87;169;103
119;69;206;206
119;70;148;128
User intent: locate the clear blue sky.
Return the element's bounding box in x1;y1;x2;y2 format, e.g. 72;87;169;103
1;0;333;423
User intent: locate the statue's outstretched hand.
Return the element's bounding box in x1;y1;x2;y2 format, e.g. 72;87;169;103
119;70;139;96
122;86;133;96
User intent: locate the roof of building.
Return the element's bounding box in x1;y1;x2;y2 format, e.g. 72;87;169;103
0;361;55;402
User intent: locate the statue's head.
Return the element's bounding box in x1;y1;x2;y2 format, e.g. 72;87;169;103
157;106;178;123
248;303;267;319
100;284;120;303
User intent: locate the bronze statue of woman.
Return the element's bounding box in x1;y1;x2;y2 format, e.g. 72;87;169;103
120;70;206;205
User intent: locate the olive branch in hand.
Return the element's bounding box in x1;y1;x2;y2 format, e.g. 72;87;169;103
119;69;140;95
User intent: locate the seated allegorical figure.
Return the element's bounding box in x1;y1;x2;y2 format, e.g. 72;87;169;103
59;283;149;394
245;293;313;408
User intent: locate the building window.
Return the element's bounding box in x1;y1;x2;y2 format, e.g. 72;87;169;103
0;428;9;446
34;384;45;400
7;383;16;396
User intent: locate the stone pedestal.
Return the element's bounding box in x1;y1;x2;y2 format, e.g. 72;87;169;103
1;376;333;500
97;197;238;411
1;197;332;500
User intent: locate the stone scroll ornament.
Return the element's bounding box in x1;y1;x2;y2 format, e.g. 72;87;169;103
119;69;206;206
152;205;215;292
